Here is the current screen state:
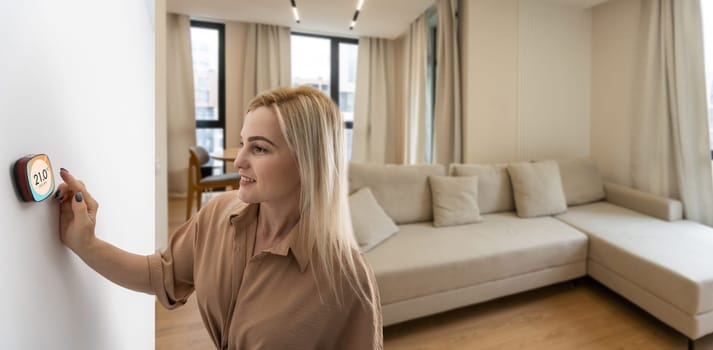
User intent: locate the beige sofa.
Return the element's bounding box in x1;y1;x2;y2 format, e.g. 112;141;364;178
348;159;713;345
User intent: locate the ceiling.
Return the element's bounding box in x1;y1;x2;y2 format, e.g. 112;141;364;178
167;0;436;39
167;0;611;40
545;0;611;8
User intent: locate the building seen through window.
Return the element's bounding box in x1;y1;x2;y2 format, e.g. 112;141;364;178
291;33;358;159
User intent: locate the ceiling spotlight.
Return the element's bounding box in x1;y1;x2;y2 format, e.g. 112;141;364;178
350;0;362;30
291;0;300;23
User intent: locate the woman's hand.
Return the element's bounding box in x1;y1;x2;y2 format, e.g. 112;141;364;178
52;169;153;293
55;169;100;253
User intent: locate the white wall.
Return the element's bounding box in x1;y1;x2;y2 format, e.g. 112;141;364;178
591;0;641;185
460;0;592;163
518;0;591;161
156;0;168;249
0;0;156;348
461;0;519;163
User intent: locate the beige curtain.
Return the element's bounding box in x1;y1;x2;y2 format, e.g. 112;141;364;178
631;0;713;226
433;0;462;165
404;14;429;165
166;13;196;197
223;22;291;174
241;23;291;117
352;37;398;163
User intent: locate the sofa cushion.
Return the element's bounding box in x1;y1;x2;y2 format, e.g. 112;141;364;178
364;213;588;305
349;163;446;224
507;161;567;218
349;187;399;252
556;202;713;315
429;175;482;227
557;158;605;206
449;163;514;214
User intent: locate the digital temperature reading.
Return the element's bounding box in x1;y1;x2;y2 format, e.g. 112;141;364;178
12;154;55;202
34;170;49;185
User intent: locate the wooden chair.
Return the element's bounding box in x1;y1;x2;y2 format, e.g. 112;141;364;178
186;146;240;219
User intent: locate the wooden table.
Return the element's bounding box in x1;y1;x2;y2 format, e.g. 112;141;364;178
210;147;239;161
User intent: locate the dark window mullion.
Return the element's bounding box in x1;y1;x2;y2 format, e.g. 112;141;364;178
195;121;223;129
191;20;226;174
217;21;226;173
218;22;225;152
330;39;339;104
291;32;357;131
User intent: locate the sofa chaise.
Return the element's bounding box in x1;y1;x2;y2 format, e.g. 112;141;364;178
347;159;713;347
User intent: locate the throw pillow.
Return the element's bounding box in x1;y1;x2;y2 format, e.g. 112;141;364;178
428;175;482;227
349;187;399;252
557;158;606;206
507;161;567;218
349;162;446;225
449;163;514;214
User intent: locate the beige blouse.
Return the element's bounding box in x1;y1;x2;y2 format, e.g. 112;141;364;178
147;191;383;349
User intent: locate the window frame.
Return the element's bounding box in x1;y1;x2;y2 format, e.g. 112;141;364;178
291;32;358;130
190;20;226;149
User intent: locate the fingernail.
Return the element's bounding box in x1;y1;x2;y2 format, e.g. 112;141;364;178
60;168;68;173
54;189;61;199
75;192;83;202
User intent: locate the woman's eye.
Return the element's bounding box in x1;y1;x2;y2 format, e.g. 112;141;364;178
238;141;244;148
253;146;266;154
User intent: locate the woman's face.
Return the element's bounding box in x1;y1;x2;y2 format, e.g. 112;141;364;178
234;106;301;205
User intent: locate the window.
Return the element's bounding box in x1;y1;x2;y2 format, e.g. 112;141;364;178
291;33;358;159
703;0;713;157
190;21;225;175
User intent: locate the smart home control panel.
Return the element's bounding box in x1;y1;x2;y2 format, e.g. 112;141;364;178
13;154;55;202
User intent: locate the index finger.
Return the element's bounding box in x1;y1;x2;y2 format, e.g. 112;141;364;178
58;168;98;211
59;168;85;193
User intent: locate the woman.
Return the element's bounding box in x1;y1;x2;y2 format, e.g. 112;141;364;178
55;86;383;349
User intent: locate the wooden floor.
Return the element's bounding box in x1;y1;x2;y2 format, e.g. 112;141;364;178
156;195;691;349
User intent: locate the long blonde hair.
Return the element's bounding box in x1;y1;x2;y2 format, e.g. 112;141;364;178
247;86;370;306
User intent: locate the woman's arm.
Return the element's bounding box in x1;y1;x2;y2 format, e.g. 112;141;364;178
56;169;153;294
72;237;153;294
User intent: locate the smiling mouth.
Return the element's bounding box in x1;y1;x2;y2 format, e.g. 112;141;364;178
240;175;256;183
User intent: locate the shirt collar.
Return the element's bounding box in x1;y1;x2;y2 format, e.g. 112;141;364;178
229;202;309;273
268;223;310;273
228;201;254;225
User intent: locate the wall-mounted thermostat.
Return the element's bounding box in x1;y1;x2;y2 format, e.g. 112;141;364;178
13;154;55;202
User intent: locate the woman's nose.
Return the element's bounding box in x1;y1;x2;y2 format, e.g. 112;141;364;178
233;147;246;169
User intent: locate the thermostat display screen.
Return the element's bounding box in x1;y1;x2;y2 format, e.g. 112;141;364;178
13;154;55;202
29;155;52;200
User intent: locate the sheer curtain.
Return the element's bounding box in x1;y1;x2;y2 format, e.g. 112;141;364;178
631;0;713;226
433;0;462;165
353;1;460;166
404;14;429;164
166;13;196;197
352;37;398;163
352;15;429;164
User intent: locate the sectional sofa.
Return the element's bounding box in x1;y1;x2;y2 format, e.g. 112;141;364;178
347;159;713;347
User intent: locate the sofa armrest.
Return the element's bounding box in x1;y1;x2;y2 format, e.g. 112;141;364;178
603;182;683;221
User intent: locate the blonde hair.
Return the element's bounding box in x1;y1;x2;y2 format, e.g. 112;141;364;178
247;86;370;306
